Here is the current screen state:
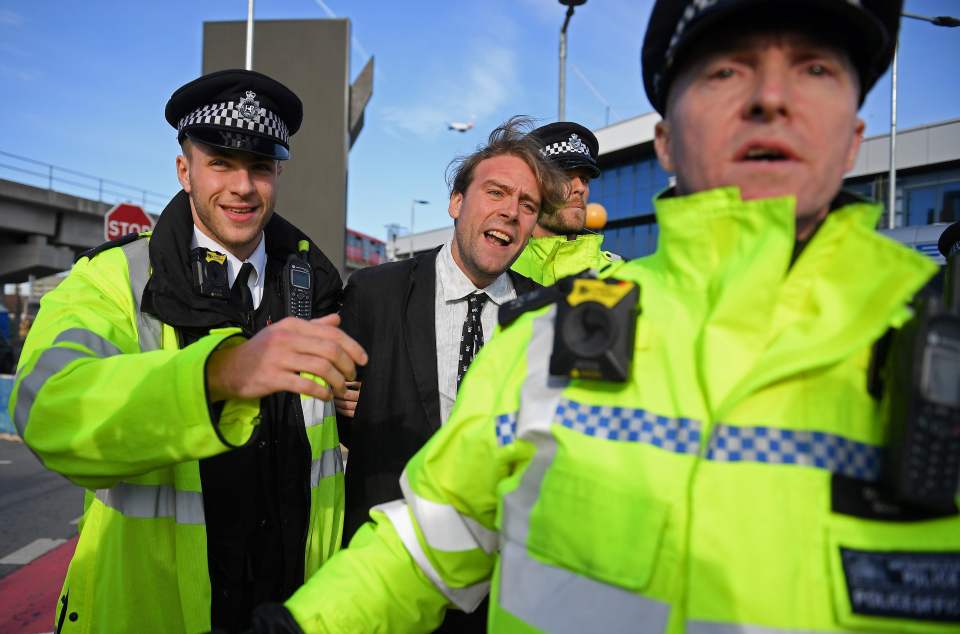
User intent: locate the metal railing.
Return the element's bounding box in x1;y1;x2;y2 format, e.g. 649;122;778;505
0;150;171;214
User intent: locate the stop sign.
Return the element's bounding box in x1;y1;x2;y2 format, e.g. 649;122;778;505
104;203;153;241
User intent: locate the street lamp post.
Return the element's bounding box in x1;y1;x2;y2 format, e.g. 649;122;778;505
409;199;429;258
558;0;587;121
245;0;255;71
887;11;960;229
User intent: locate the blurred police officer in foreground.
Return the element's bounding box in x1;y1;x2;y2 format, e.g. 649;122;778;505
10;69;366;633
511;122;620;286
254;1;960;631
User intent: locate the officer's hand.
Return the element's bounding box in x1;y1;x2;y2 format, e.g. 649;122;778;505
334;380;361;418
206;314;368;402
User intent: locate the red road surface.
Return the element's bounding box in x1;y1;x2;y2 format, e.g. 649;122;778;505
0;536;76;633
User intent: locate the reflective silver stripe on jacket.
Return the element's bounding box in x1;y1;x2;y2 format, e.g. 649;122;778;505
500;541;669;633
95;482;205;525
310;446;343;487
376;499;490;611
500;307;567;546
399;470;498;555
686;621;835;634
121;237;162;352
301;395;334;428
497;307;670;631
13;328;122;436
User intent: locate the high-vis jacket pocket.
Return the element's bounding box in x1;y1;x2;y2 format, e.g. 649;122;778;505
526;464;668;591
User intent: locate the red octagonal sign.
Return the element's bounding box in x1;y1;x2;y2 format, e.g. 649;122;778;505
104;203;153;241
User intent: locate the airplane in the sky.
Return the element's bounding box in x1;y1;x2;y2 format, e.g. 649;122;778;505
447;119;475;133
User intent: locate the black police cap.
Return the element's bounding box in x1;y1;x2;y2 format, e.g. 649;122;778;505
939;222;960;259
531;122;600;179
642;0;903;114
165;69;303;161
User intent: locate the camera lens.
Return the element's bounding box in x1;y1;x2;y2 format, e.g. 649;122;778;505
562;303;617;358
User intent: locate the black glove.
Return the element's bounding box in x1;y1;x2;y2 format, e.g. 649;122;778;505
246;604;304;634
207;604;305;634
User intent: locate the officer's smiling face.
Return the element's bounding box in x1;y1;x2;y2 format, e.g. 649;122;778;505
176;140;280;260
653;28;865;241
449;154;541;288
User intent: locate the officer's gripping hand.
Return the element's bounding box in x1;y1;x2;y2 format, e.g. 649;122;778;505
206;314;368;402
334;380;361;418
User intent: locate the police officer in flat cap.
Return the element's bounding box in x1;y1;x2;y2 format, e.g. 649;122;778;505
511;121;620;286
11;69;366;633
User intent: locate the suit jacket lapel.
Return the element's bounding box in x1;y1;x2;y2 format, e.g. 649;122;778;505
404;248;442;432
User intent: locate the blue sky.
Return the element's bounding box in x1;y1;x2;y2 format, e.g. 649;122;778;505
2;0;959;241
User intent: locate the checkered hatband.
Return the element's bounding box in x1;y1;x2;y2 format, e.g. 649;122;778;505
177;100;290;145
539;134;594;161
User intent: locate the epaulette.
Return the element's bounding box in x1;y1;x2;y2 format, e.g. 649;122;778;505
601;250;623;262
76;232;147;263
498;271;593;328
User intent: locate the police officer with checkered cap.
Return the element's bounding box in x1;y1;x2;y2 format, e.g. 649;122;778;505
166;68;303;160
511;121;620;286
10;66;367;633
160;68;366;632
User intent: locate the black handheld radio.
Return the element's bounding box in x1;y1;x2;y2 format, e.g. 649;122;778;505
882;222;960;511
282;239;313;320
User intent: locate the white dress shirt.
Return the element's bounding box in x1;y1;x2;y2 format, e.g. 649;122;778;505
434;242;517;425
191;227;267;310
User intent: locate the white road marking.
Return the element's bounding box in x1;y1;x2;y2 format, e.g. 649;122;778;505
0;538;66;565
69;515;82;525
0;460;11;465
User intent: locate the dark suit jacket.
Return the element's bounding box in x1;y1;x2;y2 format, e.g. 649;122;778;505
337;247;539;632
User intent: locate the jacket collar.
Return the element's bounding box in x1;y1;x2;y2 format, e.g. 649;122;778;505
524;232;604;260
142;190;324;333
621;186;937;418
436;242;516;306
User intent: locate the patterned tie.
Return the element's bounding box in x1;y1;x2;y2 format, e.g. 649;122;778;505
231;262;255;312
457;292;489;391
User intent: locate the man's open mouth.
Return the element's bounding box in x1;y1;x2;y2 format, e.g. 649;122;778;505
744;148;788;161
485;230;513;246
736;142;798;163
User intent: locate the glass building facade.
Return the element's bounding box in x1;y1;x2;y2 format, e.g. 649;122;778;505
591;153;671;259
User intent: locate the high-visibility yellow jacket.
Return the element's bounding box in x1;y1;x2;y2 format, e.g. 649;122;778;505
511;232;619;286
284;188;960;634
9;235;344;633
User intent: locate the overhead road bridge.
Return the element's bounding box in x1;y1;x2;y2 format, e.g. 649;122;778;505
0;152;166;285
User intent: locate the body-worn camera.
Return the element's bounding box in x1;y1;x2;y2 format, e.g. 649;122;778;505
550;276;639;382
190;247;230;299
282;240;313;320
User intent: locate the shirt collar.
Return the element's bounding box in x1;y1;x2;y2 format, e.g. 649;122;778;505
436;242;514;306
190;226;267;287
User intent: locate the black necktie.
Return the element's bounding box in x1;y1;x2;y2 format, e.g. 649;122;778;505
457;292;488;391
231;262;255;312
